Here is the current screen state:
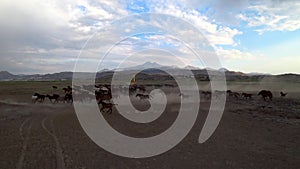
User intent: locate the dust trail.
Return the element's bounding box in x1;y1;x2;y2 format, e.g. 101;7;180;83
16;119;33;169
0;100;28;106
42;117;66;169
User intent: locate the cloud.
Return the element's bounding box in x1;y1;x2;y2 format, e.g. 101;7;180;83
0;0;299;74
198;0;251;25
149;2;242;46
0;0;242;74
215;47;256;60
0;0;128;74
237;0;300;33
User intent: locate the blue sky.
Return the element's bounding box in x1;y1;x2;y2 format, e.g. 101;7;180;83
0;0;299;74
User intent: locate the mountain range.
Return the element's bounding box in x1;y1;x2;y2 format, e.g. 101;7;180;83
0;62;298;82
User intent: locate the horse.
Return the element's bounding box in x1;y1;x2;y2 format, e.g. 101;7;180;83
201;91;212;98
212;90;226;99
96;93;112;104
280;92;287;97
258;90;273;101
46;94;60;103
129;84;138;95
136;85;146;93
98;100;116;114
95;87;111;95
32;93;46;103
242;93;252;99
136;93;151;100
62;87;72;94
64;93;73;103
227;90;240;99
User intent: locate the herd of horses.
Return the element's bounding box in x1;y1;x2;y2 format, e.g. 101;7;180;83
32;83;288;114
32;84;150;114
94;84;151;113
226;89;278;101
32;86;73;104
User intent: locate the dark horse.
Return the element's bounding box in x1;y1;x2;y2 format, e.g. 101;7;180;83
242;93;252;99
98;100;116;114
258;90;273;101
32;93;46;103
46;94;60;103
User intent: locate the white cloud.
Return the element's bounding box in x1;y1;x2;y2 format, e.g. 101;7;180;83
215;47;256;60
238;1;300;33
151;3;242;46
0;0;128;73
1;0;298;74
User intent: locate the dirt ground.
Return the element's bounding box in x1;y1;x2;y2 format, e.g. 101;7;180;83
0;81;299;169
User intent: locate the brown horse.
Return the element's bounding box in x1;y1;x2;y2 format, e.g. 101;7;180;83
64;93;73;103
258;90;273;101
32;93;46;103
227;90;240;99
46;94;60;103
242;93;252;99
96;93;112;104
201;91;212;98
98;100;116;114
63;86;72;94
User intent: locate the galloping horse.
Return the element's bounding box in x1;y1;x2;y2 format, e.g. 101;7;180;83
46;94;60;103
242;93;252;99
136;93;151;100
32;93;46;103
280;92;287;97
98;100;116;114
258;90;273;101
96;93;112;104
227;90;240;99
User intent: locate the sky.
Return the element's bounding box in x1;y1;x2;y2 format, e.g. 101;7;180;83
0;0;300;75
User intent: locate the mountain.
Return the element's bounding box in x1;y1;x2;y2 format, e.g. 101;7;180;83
0;71;17;80
124;62;164;70
218;68;229;72
184;65;201;70
0;62;299;82
247;72;272;76
225;71;247;76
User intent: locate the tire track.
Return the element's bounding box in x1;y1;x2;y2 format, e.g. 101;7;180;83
19;117;32;140
42;116;66;169
16;118;33;169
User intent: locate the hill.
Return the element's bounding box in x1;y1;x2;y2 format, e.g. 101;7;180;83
1;62;300;82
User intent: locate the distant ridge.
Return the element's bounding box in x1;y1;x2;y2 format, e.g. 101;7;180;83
184;65;201;70
1;62;300;81
121;61;163;70
248;72;272;76
218;68;229;72
0;71;17;80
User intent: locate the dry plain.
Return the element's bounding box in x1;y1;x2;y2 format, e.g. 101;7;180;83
0;80;299;169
